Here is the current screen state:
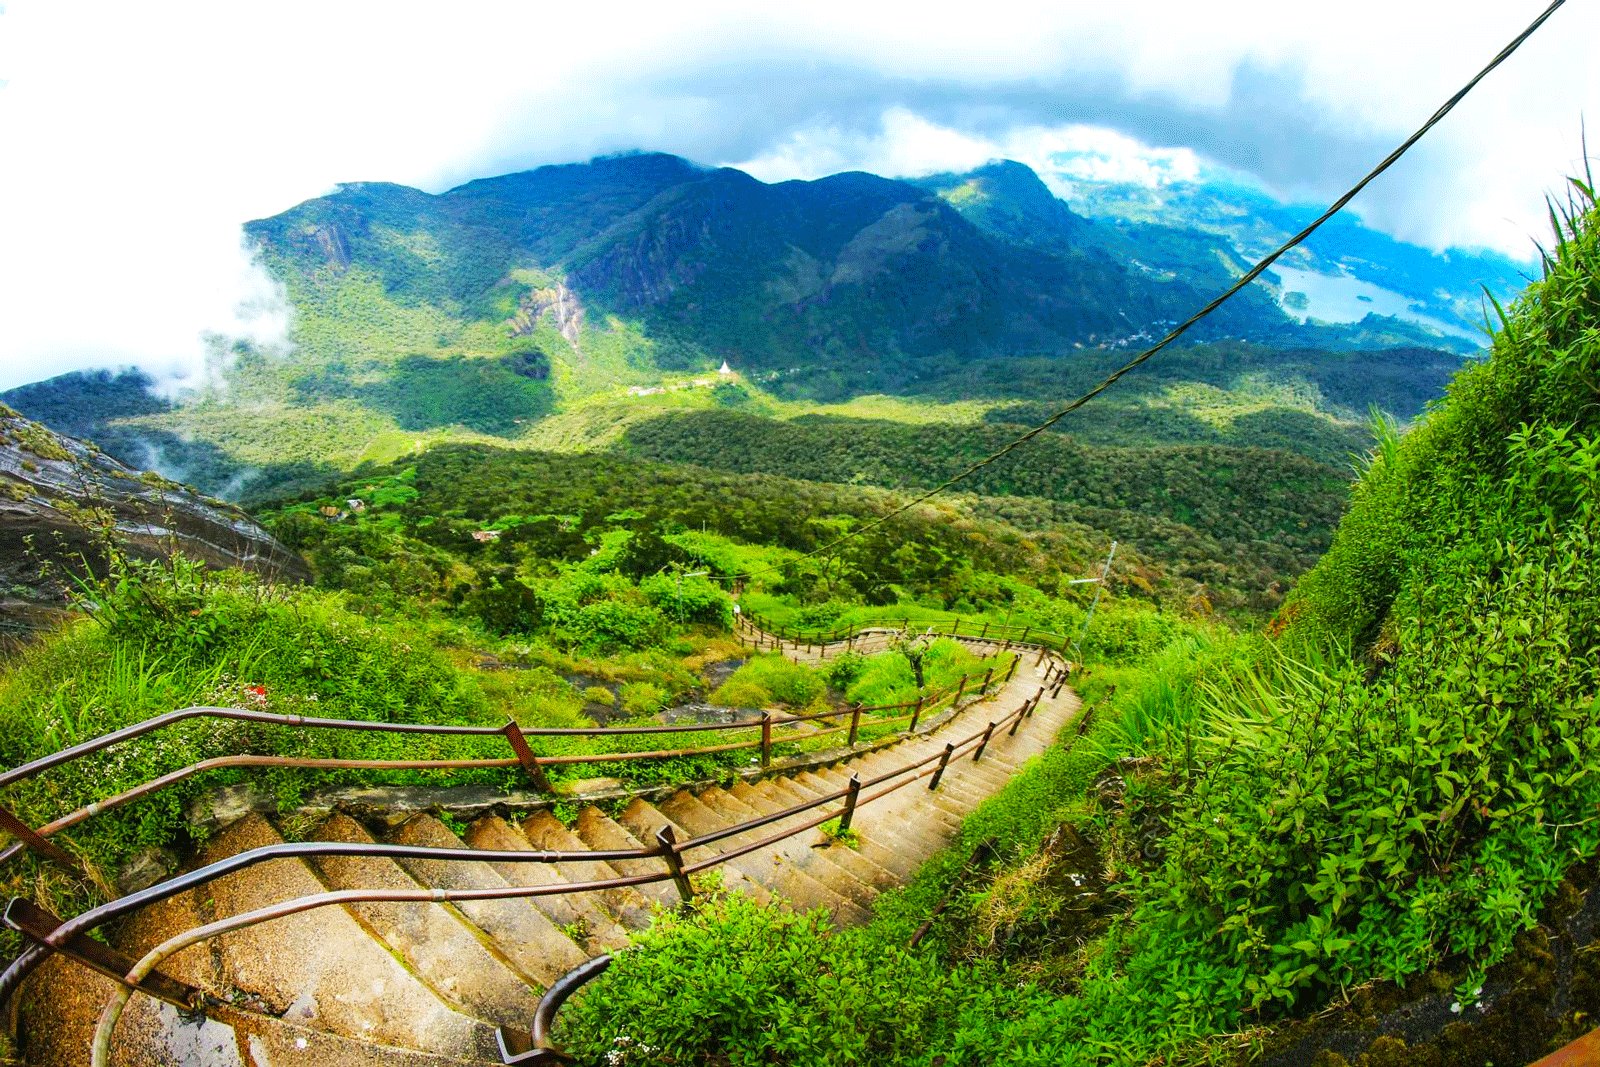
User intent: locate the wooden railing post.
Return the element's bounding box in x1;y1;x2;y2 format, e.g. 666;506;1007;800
972;721;997;762
0;805;82;877
1003;657;1018;684
1035;644;1048;666
908;693;925;732
837;773;862;833
952;676;967;707
1028;684;1045;717
503;721;554;793
847;703;864;746
929;742;955;790
981;667;994;694
760;712;773;769
980;621;989;639
1020;625;1030;644
655;825;694;907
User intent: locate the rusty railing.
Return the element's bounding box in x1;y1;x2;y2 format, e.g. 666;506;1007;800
0;637;1048;883
0;657;1062;1065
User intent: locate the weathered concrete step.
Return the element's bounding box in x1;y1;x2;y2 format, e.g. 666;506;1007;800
15;955;488;1067
694;785;878;911
726;780;899;895
791;772;959;850
615;797;772;905
463;815;633;954
657;790;871;925
520;811;655;931
195;814;492;1059
571;805;681;910
388;814;589;988
308;813;538;1031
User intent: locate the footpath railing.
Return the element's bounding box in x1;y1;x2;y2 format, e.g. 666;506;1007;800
0;642;1072;1067
737;611;1070;661
0;645;1033;884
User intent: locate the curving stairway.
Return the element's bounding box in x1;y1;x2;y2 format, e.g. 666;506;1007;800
6;630;1078;1066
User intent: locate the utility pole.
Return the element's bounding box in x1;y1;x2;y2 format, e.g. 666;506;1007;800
1070;541;1117;665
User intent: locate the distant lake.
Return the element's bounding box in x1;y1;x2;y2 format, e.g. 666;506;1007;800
1272;265;1479;343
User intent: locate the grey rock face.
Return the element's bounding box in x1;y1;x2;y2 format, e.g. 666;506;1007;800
0;403;309;632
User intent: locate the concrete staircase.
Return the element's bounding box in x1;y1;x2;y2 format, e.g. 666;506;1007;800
14;644;1077;1066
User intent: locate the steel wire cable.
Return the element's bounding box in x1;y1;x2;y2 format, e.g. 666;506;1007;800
721;0;1566;581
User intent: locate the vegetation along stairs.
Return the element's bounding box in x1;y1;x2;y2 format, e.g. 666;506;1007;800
0;623;1077;1066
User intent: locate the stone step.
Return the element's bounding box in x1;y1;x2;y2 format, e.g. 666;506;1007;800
520;811;655;931
793;771;958;847
615;798;772;905
726;780;899;895
656;790;871;925
463;815;633;953
307;813;538;1030
694;785;878;912
386;814;589;987
14;956;485;1067
189;814;493;1059
571;805;683;911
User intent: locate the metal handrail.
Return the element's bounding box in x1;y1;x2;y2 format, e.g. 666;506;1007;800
0;632;1032;875
2;650;1066;1067
738;611;1068;652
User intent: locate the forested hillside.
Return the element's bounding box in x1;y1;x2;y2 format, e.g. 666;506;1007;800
543;177;1600;1066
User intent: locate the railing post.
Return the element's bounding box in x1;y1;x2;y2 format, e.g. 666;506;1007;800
846;627;854;652
908;694;925;732
1020;625;1030;645
4;899;203;1010
761;712;772;769
1004;657;1018;683
929;742;955;790
1035;644;1048;666
837;773;861;833
503;721;554;793
0;805;83;877
980;621;989;639
847;702;864;746
952;676;967;707
1010;699;1032;736
1028;684;1045;717
655;825;694;907
973;721;997;762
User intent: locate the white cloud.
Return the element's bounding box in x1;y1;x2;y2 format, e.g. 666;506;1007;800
0;0;1594;391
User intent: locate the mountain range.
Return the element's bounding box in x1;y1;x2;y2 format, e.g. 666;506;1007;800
3;152;1524;502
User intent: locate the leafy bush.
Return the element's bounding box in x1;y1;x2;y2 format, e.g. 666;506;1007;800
708;654;826;708
559;892;986;1067
566;600;669;653
619;681;669;716
639;572;732;626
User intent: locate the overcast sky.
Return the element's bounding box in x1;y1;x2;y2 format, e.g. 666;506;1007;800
0;0;1594;392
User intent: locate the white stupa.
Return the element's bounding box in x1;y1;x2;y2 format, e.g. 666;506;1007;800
718;360;733;376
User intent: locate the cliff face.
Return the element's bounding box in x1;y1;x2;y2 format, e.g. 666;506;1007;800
0;404;309;632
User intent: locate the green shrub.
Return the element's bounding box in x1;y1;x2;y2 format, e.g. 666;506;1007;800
566;600;668;653
619;681;669;716
709;654;825;708
708;678;771;709
582;685;615;707
639;572;732;626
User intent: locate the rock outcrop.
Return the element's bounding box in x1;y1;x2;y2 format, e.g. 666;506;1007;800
0;404;309;633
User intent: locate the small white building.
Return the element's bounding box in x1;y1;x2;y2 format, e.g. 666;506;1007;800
718;361;733;376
